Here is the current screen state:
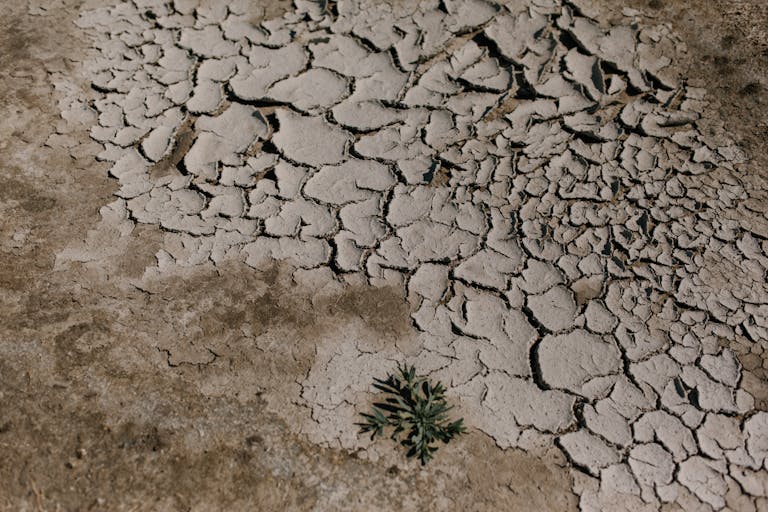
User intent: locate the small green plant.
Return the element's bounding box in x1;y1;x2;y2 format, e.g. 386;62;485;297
358;364;466;465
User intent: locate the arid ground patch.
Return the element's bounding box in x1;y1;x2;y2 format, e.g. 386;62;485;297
2;0;768;510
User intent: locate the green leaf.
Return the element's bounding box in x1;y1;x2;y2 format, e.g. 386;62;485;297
358;363;466;465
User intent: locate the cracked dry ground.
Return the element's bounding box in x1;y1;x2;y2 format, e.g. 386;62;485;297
2;0;768;511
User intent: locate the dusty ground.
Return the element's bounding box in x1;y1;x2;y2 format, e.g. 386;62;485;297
0;0;766;511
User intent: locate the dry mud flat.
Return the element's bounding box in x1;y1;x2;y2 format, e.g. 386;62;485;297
1;0;768;510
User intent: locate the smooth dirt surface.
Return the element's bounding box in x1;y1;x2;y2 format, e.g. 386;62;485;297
1;1;767;511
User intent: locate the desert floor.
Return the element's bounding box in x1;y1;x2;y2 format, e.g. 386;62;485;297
1;1;768;510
